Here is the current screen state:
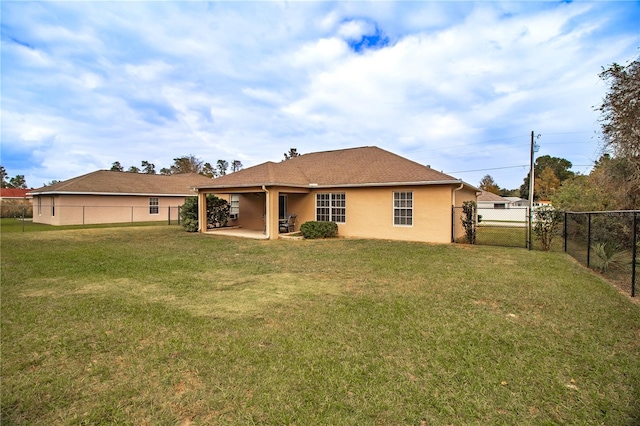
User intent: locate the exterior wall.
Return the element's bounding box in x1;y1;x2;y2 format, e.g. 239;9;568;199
32;194;186;226
305;185;461;244
234;193;266;232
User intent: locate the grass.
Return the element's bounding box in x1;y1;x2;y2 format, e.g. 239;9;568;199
2;221;640;424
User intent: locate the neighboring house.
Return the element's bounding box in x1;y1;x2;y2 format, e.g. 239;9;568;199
196;146;479;243
504;196;529;207
477;190;510;209
0;187;33;218
477;190;528;224
29;171;214;226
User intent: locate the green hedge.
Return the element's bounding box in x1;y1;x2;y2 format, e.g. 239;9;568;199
300;221;338;239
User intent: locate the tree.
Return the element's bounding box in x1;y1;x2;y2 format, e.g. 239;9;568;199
9;175;27;189
141;161;156;174
216;159;228;176
159;167;172;175
283;148;300;160
0;166;8;188
110;161;124;172
478;174;500;194
534;167;561;201
520;155;574;200
46;180;61;186
552;175;607;212
231;160;243;173
127;166;140;173
201;162;216;178
598;58;640;207
169;155;203;174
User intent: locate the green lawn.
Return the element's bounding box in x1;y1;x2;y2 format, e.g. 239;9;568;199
2;222;639;425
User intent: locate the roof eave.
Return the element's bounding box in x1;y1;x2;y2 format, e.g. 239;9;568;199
198;180;478;190
28;191;198;197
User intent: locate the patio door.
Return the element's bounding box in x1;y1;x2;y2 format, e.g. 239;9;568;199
279;195;287;219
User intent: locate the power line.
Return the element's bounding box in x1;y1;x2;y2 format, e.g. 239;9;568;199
446;165;529;174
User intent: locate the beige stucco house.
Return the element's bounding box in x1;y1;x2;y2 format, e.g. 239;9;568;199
29;171;214;226
196;146;479;243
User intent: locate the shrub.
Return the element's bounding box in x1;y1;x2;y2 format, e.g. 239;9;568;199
179;195;230;232
300;221;338;239
533;205;563;251
591;242;629;272
460;201;477;244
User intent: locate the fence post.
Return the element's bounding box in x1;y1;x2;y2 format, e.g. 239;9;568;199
586;213;591;268
168;206;171;225
563;212;567;252
178;206;181;225
83;206;85;227
632;212;637;297
131;206;134;225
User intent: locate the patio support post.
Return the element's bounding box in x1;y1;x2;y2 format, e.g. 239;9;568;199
197;192;207;232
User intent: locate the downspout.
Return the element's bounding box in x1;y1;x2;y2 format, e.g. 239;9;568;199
262;185;269;238
451;183;464;242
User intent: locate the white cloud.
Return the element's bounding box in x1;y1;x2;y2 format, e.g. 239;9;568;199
1;1;638;189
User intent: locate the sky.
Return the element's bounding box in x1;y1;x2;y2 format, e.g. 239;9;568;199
2;1;639;190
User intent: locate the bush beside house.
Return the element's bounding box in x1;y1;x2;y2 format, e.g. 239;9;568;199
300;221;338;239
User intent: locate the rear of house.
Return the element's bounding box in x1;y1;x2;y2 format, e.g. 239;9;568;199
197;146;479;243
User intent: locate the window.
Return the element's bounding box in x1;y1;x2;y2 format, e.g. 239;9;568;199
230;194;240;218
393;192;413;226
316;193;346;223
149;197;159;215
494;203;506;209
38;197;42;216
51;196;55;217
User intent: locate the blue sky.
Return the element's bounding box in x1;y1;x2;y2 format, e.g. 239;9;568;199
2;1;639;189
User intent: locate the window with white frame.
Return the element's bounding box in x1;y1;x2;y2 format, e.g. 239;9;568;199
393;191;413;226
230;194;240;218
38;197;42;216
149;197;159;215
51;196;55;217
316;193;346;223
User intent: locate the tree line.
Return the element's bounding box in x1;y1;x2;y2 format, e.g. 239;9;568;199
109;155;243;178
479;56;639;212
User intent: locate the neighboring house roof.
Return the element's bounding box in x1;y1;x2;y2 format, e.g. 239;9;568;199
0;188;32;199
29;171;214;196
198;146;476;190
504;196;527;203
477;190;509;202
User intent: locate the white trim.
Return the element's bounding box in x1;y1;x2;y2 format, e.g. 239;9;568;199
393;191;413;227
315;192;346;224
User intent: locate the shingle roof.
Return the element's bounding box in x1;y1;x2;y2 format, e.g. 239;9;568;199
29;171;214;196
198;146;470;189
477;190;508;202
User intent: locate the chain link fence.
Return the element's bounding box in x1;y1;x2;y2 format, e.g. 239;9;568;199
454;205;529;248
12;205;183;230
565;211;638;297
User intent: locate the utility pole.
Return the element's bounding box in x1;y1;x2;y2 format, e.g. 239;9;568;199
528;131;540;250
